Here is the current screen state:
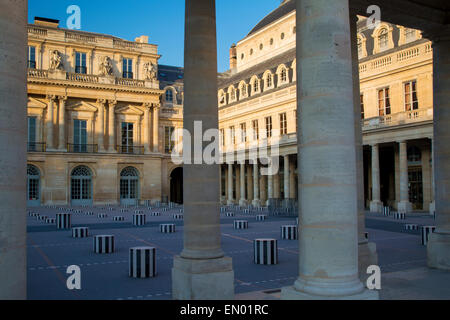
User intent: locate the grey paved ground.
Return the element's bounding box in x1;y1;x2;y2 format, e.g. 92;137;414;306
26;206;449;300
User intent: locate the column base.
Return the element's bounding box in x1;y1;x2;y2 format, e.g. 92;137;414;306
369;200;383;213
429;201;436;216
427;231;450;271
172;255;235;300
252;199;261;207
397;201;412;213
281;285;379;300
358;240;378;282
239;199;248;207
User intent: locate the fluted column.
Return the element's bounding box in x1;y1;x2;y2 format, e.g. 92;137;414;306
239;162;247;206
108;100;117;153
172;0;234;300
57;96;67;151
0;0;27;299
427;28;450;270
144;104;151;154
96;99;106;152
370;144;383;213
252;161;261;207
398;141;412;213
227;163;234;205
152;105;160;153
46;95;55;150
282;0;375;300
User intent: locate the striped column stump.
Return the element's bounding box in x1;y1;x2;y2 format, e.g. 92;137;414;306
134;210;144;214
281;225;298;240
85;212;94;216
256;215;267;221
132;214;146;226
160;224;176;233
173;214;184;220
144;200;152;206
226;212;235;217
393;212;406;220
150;212;161;217
56;213;71;229
72;227;89;238
27;211;33;217
234;220;249;230
107;207;114;211
243;209;250;214
39;215;48;221
75;210;82;214
98;213;108;218
421;226;436;246
254;239;278;265
220;207;226;213
113;216;125;222
93;235;115;254
129;247;157;278
30;212;39;217
45;218;56;224
120;209;128;213
162;208;168;212
383;207;391;216
404;224;419;231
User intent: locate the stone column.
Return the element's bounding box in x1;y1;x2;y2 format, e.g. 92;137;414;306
282;0;376;300
252;161;261;207
427;29;450;270
108;100;117;153
289;160;296;199
398;141;412;213
247;164;253;203
267;172;273;203
284;155;290;201
152;105;160;153
144;104;151;154
0;0;27;299
273;169;280;199
227;163;234;205
96;99;106;152
172;0;234;299
57;96;67;151
370;144;383;213
239;162;247;206
46;95;55;150
429;137;435;215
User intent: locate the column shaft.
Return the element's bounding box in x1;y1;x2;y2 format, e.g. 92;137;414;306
239;162;247;206
370;144;382;212
227;164;234;204
152;106;160;153
97;100;105;152
284;155;290;200
58;97;66;150
46;96;55;149
108;101;116;152
144;105;150;153
398;141;412;213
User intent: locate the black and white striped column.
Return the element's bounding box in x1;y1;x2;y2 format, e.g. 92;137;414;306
160;224;176;233
281;225;298;240
39;215;48;221
98;213;108;218
132;214;146;226
150;212;161;217
404;224;419;231
72;227;89;238
383;206;391;216
226;212;235;217
421;226;436;246
113;216;125;222
256;215;267;221
135;210;143;214
46;218;56;224
254;239;278;265
93;235;115;254
393;212;406;220
234;220;248;230
56;213;71;229
85;212;94;216
173;214;184;220
129;247;157;278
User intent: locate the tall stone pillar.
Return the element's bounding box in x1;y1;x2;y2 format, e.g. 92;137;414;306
289;160;296;199
267;172;273;203
252;161;261;207
427;29;450;270
282;0;376;300
96;99;105;152
247;164;253;203
284;155;290;201
398;141;412;213
46;95;55;150
58;96;67;151
273;169;280;199
0;0;27;299
239;162;247;206
143;104;151;154
108;100;117;153
172;0;234;299
227;163;234;205
152;105;160;153
429;137;435;215
370;144;383;213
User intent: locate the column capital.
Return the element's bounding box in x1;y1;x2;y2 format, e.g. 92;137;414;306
46;94;56;102
397;140;407;145
142;102;152;109
58;96;67;102
108;100;118;107
96;99;107;105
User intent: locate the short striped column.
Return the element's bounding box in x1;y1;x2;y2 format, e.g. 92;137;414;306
281;225;298;240
256;215;267;221
134;210;143;214
107;207;114;211
56;213;71;229
144;200;151;207
132;214;146;226
243;209;250;214
220;207;226;213
383;206;391;216
113;216;125;222
72;227;89;238
421;226;436;246
46;218;56;224
393;212;406;220
120;209;128;213
39;215;48;221
404;224;419;231
162;208;168;212
254;239;278;265
173;214;183;220
75;210;82;214
225;212;235;217
98;213;108;218
129;247;157;278
160;224;176;233
150;212;161;217
93;235;115;254
85;212;94;216
234;220;248;230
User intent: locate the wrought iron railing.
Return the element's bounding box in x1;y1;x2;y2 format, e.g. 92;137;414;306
67;144;98;153
116;145;144;155
27;142;46;152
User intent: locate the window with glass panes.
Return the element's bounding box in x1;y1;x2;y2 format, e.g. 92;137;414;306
279;113;287;135
121;122;134;153
265;116;272;138
253;79;259;94
379;29;389;50
28;46;36;69
360;94;365;119
266;73;272;88
166;89;173;102
122;58;133;79
404;80;418;111
378;88;391;116
75;52;87;74
280;68;287;83
73;120;87;152
240;123;247;143
252;120;259;140
165;126;175;154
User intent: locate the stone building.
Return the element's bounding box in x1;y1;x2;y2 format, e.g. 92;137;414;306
26;17;184;207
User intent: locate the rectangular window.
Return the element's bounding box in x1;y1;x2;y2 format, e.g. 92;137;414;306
404;80;418;111
121;122;134;153
122;58;133;79
252;120;259;140
165;126;175;154
279;113;287;135
73;119;87;152
28;116;36;143
28;46;36;69
230;126;235;145
378;87;391;116
360;94;365;119
240;123;247;143
220;129;225;147
75;52;87;74
265;116;272;138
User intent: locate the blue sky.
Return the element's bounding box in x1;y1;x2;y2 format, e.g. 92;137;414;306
28;0;280;72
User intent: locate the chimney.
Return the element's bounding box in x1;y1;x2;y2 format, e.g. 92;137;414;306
34;17;59;28
229;43;237;70
135;35;149;44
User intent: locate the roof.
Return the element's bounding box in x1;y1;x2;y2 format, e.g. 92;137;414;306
247;0;295;37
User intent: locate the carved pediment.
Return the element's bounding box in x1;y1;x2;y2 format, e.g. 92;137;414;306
66;101;98;113
115;105;144;116
28;97;47;109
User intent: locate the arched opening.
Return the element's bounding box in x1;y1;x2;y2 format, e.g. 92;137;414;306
27;165;41;207
170;167;183;204
120;167;139;206
71;166;93;206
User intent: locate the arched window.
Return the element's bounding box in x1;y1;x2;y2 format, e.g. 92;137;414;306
266;73;273;89
281;68;287;83
378;28;389;50
240;82;247;99
165;89;173;102
71;166;92;205
251;76;260;95
27;164;40;206
120;167;139;205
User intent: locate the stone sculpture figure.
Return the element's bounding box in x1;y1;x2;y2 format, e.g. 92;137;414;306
50;50;63;70
143;62;157;80
99;56;113;76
